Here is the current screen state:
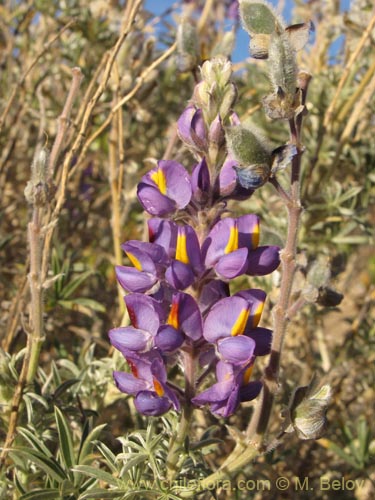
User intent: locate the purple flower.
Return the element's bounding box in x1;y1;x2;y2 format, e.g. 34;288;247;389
113;350;180;416
109;294;184;354
177;106;207;154
203;289;266;343
218;156;255;200
203;215;260;279
115;241;168;293
246;245;281;276
137;160;192;216
192;360;262;417
148;218;203;290
191;158;211;203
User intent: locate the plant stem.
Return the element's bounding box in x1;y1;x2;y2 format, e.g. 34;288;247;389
166;343;196;481
0;68;82;470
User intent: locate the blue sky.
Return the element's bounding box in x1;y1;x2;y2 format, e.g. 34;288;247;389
144;0;352;62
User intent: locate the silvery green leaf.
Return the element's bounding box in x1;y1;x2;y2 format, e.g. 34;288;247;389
240;0;285;35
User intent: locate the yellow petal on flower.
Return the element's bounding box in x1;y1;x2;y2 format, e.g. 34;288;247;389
225;224;239;254
175;231;189;264
150;167;167;195
252;221;260;248
252;301;264;328
231;307;250;336
126;252;142;271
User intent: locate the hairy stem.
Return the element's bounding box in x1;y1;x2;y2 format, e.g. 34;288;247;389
166;343;196;481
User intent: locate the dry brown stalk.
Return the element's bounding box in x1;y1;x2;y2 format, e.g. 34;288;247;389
323;11;375;129
41;0;143;281
0;19;75;136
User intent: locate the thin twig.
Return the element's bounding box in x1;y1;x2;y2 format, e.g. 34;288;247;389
323;12;375;129
41;0;143;280
76;42;177;164
0;19;75;135
47;67;83;178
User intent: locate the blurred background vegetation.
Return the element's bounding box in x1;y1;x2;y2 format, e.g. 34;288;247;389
0;0;374;498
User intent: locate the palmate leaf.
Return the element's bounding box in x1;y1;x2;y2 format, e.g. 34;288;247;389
54;406;75;477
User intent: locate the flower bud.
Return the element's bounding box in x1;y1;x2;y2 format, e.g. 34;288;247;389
201;57;232;89
219;82;238;119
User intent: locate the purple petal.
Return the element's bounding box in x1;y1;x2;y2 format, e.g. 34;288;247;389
177;106;196;145
134;391;172;416
137;183;176;216
124;294;160;334
199;280;229;315
203;295;251;342
113;371;147;395
182;225;203;273
217;336;256;364
203;218;236;267
165;260;195;290
215;248;248;278
240;381;262;402
208;115;224;145
109;327;150;353
191;158;210;202
247;246;280;276
218;158;237;197
234;288;267;329
155;325;185;352
115;266;157;293
159;160;192;208
176;293;203;340
237;214;260;249
245;327;272;356
148;218;177;258
192;379;234;404
122;241;169;270
190;109;207;150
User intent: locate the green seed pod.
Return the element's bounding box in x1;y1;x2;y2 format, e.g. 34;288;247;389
239;0;284;35
225;125;272;167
